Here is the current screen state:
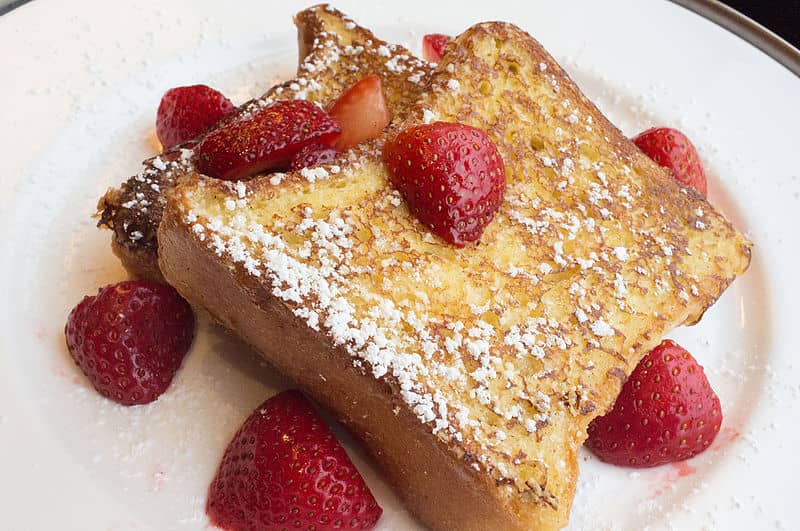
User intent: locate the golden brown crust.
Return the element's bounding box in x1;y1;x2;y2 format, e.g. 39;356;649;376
96;154;186;281
159;203;533;531
406;21;752;327
110;235;165;281
97;4;432;280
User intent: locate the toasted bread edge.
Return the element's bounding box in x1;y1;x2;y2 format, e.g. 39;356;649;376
158;191;566;531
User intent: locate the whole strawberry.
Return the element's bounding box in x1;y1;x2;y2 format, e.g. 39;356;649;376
633;127;708;196
383;121;506;246
196;99;341;181
422;34;451;63
207;390;382;531
156;84;235;149
586;340;722;467
64;280;195;406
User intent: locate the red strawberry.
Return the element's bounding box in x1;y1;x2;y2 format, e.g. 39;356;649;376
382;121;506;246
156;84;235;149
207;390;382;531
632;127;708;196
327;75;390;151
422;34;451;63
586;339;722;468
289;142;340;171
64;280;195;406
196;100;341;181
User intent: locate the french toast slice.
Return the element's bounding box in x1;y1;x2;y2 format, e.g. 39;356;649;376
158;20;751;531
97;4;431;280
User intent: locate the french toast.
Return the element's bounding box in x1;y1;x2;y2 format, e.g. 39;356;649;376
96;4;432;280
157;18;751;531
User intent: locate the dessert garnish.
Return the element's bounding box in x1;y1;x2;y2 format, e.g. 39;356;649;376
156;84;235;149
196;100;341;181
422;34;451;63
382;121;506;245
207;390;383;531
64;280;195;406
289;142;340;171
633;127;708;196
585;340;722;467
327;75;391;150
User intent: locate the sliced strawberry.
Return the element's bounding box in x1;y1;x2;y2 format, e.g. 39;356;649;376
422;34;451;63
196;100;341;181
156;84;235;149
64;280;195;406
288;142;340;171
383;121;506;246
207;390;383;531
327;75;390;151
586;340;722;467
632;127;708;196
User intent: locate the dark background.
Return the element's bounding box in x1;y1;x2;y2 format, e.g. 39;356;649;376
722;0;800;48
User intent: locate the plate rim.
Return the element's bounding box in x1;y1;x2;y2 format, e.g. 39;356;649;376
673;0;800;77
3;0;800;78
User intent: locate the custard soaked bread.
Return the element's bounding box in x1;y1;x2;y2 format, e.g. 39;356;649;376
158;21;751;531
97;4;432;280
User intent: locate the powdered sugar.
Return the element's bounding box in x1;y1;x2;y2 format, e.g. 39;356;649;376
422;108;439;124
590;319;615;337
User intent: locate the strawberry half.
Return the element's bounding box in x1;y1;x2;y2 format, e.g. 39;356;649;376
382;121;506;246
586;340;722;468
64;280;195;406
207;390;382;531
632;127;708;196
327;75;390;151
156;84;235;149
422;34;451;63
196;99;341;181
288;142;340;171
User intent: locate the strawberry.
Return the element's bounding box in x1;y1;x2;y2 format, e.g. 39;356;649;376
422;34;451;63
196;100;341;181
64;280;195;406
632;127;708;196
207;390;382;531
327;75;390;151
585;340;722;468
288;142;340;171
156;84;235;149
382;121;506;246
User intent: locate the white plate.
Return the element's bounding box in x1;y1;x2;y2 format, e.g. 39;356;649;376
1;0;798;529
